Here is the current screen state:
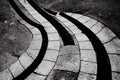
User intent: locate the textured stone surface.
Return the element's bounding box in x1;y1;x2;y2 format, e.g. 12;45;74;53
69;26;82;34
35;60;55;75
78;72;96;80
71;14;83;19
47;69;78;80
75;33;89;41
27;49;39;59
79;41;93;49
45;26;57;33
81;61;97;74
84;19;97;28
112;72;120;80
77;16;91;23
48;41;60;50
48;33;59;41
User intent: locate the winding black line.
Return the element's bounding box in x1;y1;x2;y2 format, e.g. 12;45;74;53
8;0;48;80
60;13;112;80
27;0;75;46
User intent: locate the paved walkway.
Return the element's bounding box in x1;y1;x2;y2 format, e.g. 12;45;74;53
0;0;120;80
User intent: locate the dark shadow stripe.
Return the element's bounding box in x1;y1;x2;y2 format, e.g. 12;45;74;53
8;0;48;80
27;0;75;46
60;13;112;80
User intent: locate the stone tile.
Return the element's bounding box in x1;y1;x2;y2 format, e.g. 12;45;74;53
112;72;120;80
56;16;68;22
27;49;39;59
0;69;13;80
47;69;78;80
109;54;120;72
84;19;97;28
71;14;83;19
81;61;97;74
25;73;46;80
90;22;104;34
75;33;89;41
32;14;48;23
47;41;60;50
69;26;82;35
28;40;42;50
65;12;74;16
48;33;60;41
97;27;116;43
29;10;37;15
30;28;41;35
45;26;57;33
62;21;75;27
44;50;59;62
32;34;42;41
78;72;96;80
19;52;34;69
79;41;93;49
9;61;24;77
77;16;91;23
35;60;55;75
81;50;96;62
59;45;80;55
41;22;53;27
25;5;35;11
54;53;80;72
104;37;120;53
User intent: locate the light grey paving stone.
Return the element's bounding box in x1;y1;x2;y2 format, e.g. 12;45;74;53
84;19;97;28
79;41;93;49
81;61;97;74
77;16;91;23
112;72;120;80
44;50;59;62
109;54;120;72
75;33;89;41
68;26;82;35
104;37;120;53
45;26;57;33
65;12;74;16
90;22;104;34
27;49;39;59
32;34;42;41
35;60;55;75
41;22;53;27
56;15;68;22
30;28;41;35
25;73;46;80
9;61;24;77
28;10;37;15
48;33;60;41
54;46;80;72
62;21;75;27
78;72;96;80
71;14;83;19
46;69;78;80
97;27;116;43
47;41;60;50
0;69;13;80
81;50;96;62
19;52;34;69
28;40;42;50
54;53;80;72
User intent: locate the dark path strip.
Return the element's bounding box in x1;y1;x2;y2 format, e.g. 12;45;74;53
8;0;48;80
27;0;75;46
60;13;112;80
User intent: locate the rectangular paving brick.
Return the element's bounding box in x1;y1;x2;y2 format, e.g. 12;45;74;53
97;27;116;43
69;26;82;35
19;52;34;69
9;61;24;77
27;49;39;59
35;60;55;75
84;19;97;28
81;61;97;74
25;73;46;80
32;14;48;22
44;50;59;62
47;41;60;50
48;33;60;41
65;12;74;16
75;33;89;41
90;22;104;34
30;28;41;35
33;34;42;41
81;50;96;62
45;26;57;33
0;69;13;80
77;16;91;23
78;72;96;80
62;21;75;27
112;72;120;80
71;14;83;19
41;22;53;27
79;41;93;49
109;54;120;72
56;15;68;22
